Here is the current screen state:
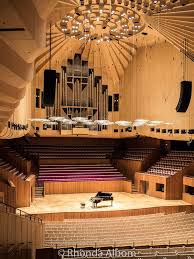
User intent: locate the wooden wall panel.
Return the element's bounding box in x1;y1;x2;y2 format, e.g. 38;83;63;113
166;173;183;200
35;204;193;221
135;172;183;200
114;148;160;181
44;180;132;195
183;176;194;204
135;172;166;199
114;159;143;180
114;153;160;181
120;41;194;140
0;211;44;253
0;181;16;207
0;170;35;207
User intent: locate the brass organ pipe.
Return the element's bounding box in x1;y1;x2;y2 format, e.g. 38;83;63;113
97;82;99;120
106;88;108;119
62;68;64;106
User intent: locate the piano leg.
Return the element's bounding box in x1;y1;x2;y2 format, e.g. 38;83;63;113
92;202;97;208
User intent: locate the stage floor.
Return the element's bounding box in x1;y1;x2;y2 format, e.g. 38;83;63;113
19;192;190;214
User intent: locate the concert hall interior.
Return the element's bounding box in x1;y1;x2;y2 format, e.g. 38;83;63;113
0;0;194;259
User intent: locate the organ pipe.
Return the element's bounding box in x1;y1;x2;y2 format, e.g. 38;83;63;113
52;53;108;125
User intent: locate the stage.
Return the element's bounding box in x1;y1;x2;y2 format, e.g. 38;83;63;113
19;192;193;220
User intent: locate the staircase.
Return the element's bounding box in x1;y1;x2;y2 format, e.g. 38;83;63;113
35;186;44;198
132;183;138;194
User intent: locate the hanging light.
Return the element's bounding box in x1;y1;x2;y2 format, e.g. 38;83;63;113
72;117;89;122
146;120;164;126
94;120;114;126
133;119;149;126
49;116;65;122
82;121;96;126
163;122;174;125
61;119;74;124
44;121;58;125
62;120;77;125
60;3;144;42
115;121;132;127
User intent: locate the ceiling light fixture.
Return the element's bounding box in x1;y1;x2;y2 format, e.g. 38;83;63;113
60;1;145;42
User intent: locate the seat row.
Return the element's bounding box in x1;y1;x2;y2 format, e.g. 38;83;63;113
145;150;194;177
123;148;156;160
44;212;194;248
38;164;126;182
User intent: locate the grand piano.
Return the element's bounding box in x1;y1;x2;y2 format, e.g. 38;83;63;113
90;192;113;208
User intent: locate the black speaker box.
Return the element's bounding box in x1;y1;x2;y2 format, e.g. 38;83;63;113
43;69;56;106
176;81;192;112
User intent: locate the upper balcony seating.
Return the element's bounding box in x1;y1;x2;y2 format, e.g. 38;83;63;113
146;150;194;177
122;148;156;161
38;164;126;182
13;144;116;160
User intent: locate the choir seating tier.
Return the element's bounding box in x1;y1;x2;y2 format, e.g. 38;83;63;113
146;150;194;177
38;164;126;183
135;150;194;200
122;147;158;161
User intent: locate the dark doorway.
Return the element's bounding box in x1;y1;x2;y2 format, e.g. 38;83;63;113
141;180;149;194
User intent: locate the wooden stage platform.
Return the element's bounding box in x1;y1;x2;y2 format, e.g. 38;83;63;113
19;192;193;221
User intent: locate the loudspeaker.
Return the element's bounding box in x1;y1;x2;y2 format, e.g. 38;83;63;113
176;81;192;112
43;69;56;106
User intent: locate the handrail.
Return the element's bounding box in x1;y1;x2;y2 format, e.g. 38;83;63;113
0;202;42;224
51;239;194;250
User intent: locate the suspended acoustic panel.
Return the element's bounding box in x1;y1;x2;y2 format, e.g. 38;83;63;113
43;69;56;106
176;81;192;112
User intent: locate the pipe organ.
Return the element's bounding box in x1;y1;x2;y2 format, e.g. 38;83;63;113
48;54;108;128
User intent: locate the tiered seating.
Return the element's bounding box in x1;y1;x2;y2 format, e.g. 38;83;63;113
146;150;194;177
38;164;126;182
16;144;115;160
44;212;194;248
123;148;156;161
0;158;26;180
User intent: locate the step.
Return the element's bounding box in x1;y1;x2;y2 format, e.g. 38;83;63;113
39;171;119;175
38;174;125;180
39;168;117;172
38;177;127;182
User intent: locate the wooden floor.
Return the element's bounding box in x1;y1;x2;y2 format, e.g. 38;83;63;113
20;192;190;215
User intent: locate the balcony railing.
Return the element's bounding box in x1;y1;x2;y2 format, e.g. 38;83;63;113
0;202;42;224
